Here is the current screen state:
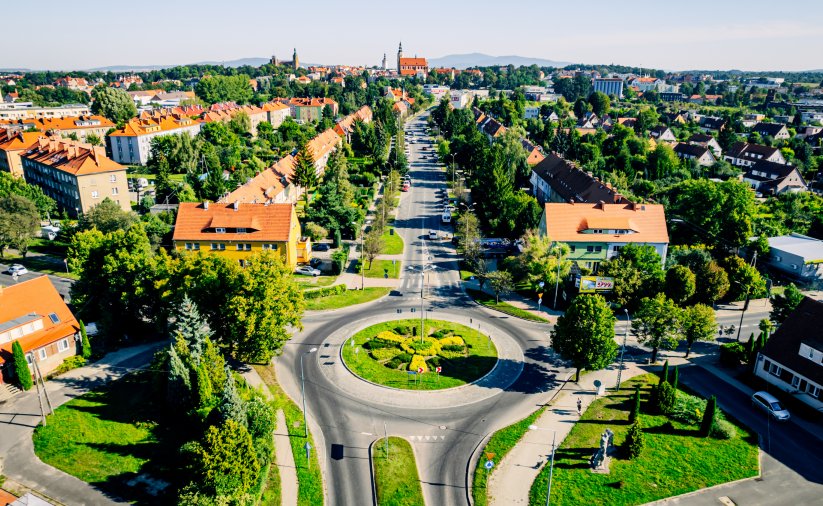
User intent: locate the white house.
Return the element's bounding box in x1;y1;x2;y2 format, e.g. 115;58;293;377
108;113;203;165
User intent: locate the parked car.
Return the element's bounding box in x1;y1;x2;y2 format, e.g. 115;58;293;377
295;266;321;277
401;182;410;192
428;230;438;240
313;243;330;252
5;264;28;276
751;391;790;421
309;258;323;268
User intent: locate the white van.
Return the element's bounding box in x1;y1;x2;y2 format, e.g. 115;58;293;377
441;213;452;224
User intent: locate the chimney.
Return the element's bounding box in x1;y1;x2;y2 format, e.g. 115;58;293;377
598;200;606;210
233;201;240;211
203;201;209;210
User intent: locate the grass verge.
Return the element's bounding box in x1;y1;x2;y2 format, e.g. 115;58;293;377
296;275;337;290
372;437;425;506
341;319;498;390
529;374;759;506
466;288;549;323
381;227;404;255
358;259;401;279
305;287;390;311
253;364;324;506
472;406;547;506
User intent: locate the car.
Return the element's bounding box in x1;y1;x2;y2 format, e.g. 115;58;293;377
401;183;410;192
751;391;790;421
295;266;321;277
313;243;330;252
309;258;323;268
428;230;438;240
6;264;28;276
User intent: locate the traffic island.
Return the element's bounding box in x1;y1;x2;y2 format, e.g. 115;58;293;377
341;319;498;390
371;437;425;506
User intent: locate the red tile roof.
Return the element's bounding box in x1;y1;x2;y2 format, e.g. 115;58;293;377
173;202;296;243
542;202;669;244
21;136;125;176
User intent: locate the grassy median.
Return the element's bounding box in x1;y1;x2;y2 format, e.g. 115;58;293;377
305;287;390;311
372;437;425;506
466;288;549;323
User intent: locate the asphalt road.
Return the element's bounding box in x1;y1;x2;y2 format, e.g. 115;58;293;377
0;260;74;302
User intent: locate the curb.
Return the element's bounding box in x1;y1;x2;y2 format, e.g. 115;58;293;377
367;439;379;506
465;432;492;506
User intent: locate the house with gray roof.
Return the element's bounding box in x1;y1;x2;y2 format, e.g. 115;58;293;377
767;233;823;286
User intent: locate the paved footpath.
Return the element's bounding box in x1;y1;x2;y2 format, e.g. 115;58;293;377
0;342;164;505
274;410;298;506
487;361;645;506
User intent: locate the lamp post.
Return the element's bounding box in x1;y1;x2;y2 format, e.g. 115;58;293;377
300;347;318;438
450;153;456;187
731;280;750;342
616;309;630;390
529;425;557;506
459;203;476;262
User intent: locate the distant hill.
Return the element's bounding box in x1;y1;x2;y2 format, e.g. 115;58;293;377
428;53;571;69
88;57;272;72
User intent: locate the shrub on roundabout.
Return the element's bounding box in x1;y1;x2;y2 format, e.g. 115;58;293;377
409;355;428;372
401;337;441;356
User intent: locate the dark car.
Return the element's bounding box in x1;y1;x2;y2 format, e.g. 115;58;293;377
313;243;330;252
309;258;323;268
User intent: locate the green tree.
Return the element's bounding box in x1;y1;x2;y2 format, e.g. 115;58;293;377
694;261;730;306
629;385;641;423
226;251;304;362
770;283;804;325
291;138;317;208
195;75;254;105
599;243;664;309
12;340;32;391
228;111;251;135
85;133;102;146
79;320;92;359
657;380;677;414
167;344;191;406
672;365;679;390
0;195;40;257
625;421;645;459
90;86;137;124
218;369;246;425
518;231;572;293
0;172;55;217
588;91;611;117
552;294;618;382
362;229;383;270
681;303;716;357
79;198;137;234
487;269;514;303
303;223;328;242
700;395;717;437
633;294;682;363
174;294;210;362
660;359;670;384
665;265;696;305
188;419;260;499
723;256;767;301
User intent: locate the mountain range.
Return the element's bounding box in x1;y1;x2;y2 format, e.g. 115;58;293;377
428;53;572;69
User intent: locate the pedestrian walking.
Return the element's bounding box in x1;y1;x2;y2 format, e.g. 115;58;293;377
577;397;582;416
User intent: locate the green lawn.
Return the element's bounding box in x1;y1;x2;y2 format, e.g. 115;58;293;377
254;364;324;506
466;288;549;323
296;275;337;290
341;319;498;390
305;287;390;311
473;407;546;506
358;259;401;278
32;373;175;503
529;374;759;506
372;437;425;506
381;227;404;255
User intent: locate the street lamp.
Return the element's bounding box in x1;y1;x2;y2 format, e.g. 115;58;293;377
529;425;557;506
300;347;318;438
615;309;630;391
449;153;457;187
459;203;476;262
731;280;751;342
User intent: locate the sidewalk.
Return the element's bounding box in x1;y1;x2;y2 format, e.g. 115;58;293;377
274;410;298;506
487;361;645;506
463;278;562;323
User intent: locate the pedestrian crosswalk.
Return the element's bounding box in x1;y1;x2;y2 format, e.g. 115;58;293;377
407;435;446;442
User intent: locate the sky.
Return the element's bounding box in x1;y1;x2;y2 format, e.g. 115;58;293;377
3;0;823;72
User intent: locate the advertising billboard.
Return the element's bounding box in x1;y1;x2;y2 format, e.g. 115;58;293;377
578;276;615;293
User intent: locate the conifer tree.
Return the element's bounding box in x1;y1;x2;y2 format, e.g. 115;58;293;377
660;360;670;384
671;365;679;391
79;320;92;359
168;345;191;405
701;395;717;437
629;385;641;423
291;138;317;207
174;295;209;363
218;367;246;426
194;362;213;408
12;341;32;391
625;421;645;459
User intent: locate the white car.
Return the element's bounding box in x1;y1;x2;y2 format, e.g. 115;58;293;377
751;391;790;421
6;264;28;276
428;230;438;240
295;266;321;277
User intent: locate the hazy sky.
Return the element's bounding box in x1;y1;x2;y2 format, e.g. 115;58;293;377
4;0;823;71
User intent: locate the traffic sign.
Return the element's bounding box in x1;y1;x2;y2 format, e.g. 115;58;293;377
417;367;424;374
485;452;496;460
436;366;442;373
484;460;495;470
537;292;543;298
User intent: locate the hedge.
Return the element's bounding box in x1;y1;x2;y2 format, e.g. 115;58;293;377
303;284;346;299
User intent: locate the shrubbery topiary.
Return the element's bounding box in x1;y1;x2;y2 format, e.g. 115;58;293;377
657;381;677;415
409;354;428;372
625;421;644;459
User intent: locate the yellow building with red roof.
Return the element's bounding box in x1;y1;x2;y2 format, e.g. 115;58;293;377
173;202;309;268
21;136;130;216
0;130;41;178
108;113;202;165
0;276;80;385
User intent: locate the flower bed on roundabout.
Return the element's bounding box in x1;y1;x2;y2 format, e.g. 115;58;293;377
341;319;498;390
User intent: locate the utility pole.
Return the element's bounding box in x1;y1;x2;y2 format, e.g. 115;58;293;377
545;431;556;506
33;359;53;415
31;355;46;426
616;309;630;390
384;421;389;459
360;225;365;290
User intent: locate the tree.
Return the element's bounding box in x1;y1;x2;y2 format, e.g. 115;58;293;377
195;75;254;105
660;359;670;384
218;369;246;425
85;133;102;147
174;294;210;362
12;340;32;391
0;172;55;217
629;385;641;423
671;365;679;390
695;261;729;305
657;380;677;414
303;223;328;242
633;294;682;363
457;209;481;264
552;294;618;382
188;419;260;499
291;138;317;207
625;421;645;459
588;91;611;117
362;229;383;270
700;395;717;437
665;265;696;305
167;344;191;405
228;111;251;135
90;86;137;124
518;230;571;294
487;270;514;303
681;303;716;357
723;256;767;301
599;243;664;309
79;198;137;234
79;320;92;359
770;283;804;325
0;195;40;257
226;251;304;362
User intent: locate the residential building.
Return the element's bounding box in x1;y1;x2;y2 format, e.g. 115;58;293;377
307;128;342;174
3;91;19;103
689;94;722;105
630;77;665;92
54;76;92;93
742;160;807;194
524;106;541;120
592;78;624;98
201;103;268;136
450;90;473;110
108;113;202;165
0;115;114;143
752;122;790;140
754;297;823;411
261;101;291;128
222;155;299;205
21;136;130;216
0;103;91;121
663;111;688;124
649;126;676;143
800;111;823;124
766;234;823;286
725;142;786;167
396;42;428;78
333;106;373;142
0;130;41;178
688;133;722;156
172;202;309;268
538;202;669;271
660;92;686;102
521;138;545;166
698;116;727;132
673;142;715;166
530;152;630;205
273;97;338;123
0;276;80;385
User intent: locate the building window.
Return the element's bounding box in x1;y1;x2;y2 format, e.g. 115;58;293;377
39;348;47;360
185;243;200;251
26;353;32;364
215;227;226;234
586;246;594;253
110;175;117;183
594;246;602;253
767;361;782;377
239;259;246;267
210;243;225;251
58;339;69;352
569;245;576;252
49;313;60;324
809;384;821;399
791;375;800;388
91;190;99;199
112;187;119;195
236;243;251;251
236;228;247;234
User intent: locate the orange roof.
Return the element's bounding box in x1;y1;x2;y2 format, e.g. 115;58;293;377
262;102;290;112
334;106;372;136
399;57;427;67
109;113;201;137
0;276;79;364
21;136;125;176
173;202;297;243
223;155;296;204
308;128;342;163
0;115;114;133
542;202;669;244
0;130;41;152
526;148;545;166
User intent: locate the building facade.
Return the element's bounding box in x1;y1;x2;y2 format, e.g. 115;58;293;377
108;113;202;165
766;234;823;286
592;78;624;98
0;130;41;178
0;115;114;143
0;103;91;121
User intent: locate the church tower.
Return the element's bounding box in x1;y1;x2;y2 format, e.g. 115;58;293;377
293;48;299;70
270;53;278;66
397;42;403;73
382;53;387;71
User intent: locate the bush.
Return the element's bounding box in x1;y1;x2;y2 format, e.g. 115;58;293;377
376;331;405;344
430;330;449;339
409;354;428;372
393;325;412;336
385;352;412;370
438;336;465;347
629;386;641;424
426;356;442;368
625;421;644;459
719;342;747;368
711;418;737;439
49;356;87;378
401;337;441;356
668;392;707;425
657;381;677;415
12;340;32;391
330;246;349;275
370;348;401;361
303;284;346;299
701;395;717;437
364;339;395;350
79;320;92;359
